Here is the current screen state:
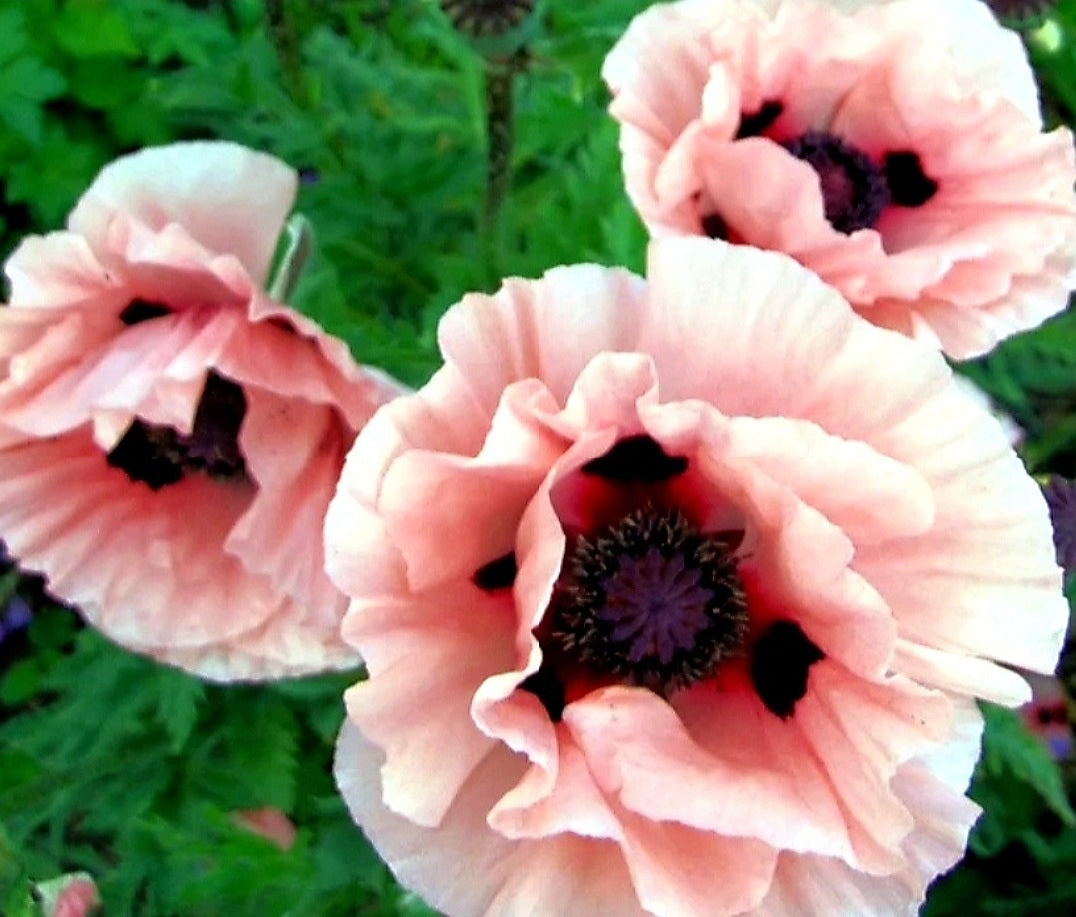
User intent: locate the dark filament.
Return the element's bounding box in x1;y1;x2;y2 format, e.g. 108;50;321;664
106;372;249;490
750;620;825;719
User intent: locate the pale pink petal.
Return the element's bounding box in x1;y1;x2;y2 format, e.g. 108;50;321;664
227;390;349;618
377;380;567;593
335;725;645;917
606;0;1076;357
329;238;1063;916
437;265;648;413
566;685;854;861
616;807;777;917
0;141;393;680
0;432;272;651
68;141;297;284
488;724;622;840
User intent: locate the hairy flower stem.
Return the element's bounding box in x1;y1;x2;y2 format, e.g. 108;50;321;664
481;50;529;280
484;57;516;231
266;0;309;107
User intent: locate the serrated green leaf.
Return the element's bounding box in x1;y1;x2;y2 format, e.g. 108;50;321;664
154;671;206;755
0;658;45;707
975;701;1076;837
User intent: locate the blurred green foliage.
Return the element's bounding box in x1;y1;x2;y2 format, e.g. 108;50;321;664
1;0;1076;914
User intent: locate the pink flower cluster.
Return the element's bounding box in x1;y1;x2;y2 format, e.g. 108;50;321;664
0;0;1071;914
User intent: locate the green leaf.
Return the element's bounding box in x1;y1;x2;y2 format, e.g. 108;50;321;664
968;701;1076;860
51;0;139;59
154;671;206;756
0;57;67;144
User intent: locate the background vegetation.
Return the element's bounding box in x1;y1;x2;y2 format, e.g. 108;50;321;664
1;1;1076;913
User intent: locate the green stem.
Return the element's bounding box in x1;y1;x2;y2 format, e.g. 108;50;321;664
265;0;308;105
484;57;516;230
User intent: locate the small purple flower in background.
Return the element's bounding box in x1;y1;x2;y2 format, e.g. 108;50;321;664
1022;670;1072;760
0;594;32;648
0;540;32;650
1042;475;1076;581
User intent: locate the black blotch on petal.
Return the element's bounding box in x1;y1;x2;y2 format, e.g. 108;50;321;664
119;300;172;325
106;423;184;490
751;620;825;720
582;435;688;484
883;151;938;208
736;100;784;139
473;552;518;591
520;665;566;722
700;213;729;240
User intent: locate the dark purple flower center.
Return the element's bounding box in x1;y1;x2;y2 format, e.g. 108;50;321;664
106;371;249;491
551;506;747;696
783;131;891;234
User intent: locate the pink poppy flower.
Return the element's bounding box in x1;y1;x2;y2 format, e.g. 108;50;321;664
603;0;1076;359
0;142;405;680
326;238;1066;916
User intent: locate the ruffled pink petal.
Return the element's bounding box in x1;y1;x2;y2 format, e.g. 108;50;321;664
3;231;123;313
607;0;1076;357
212;305;403;430
0;308;241;438
0;431;273;652
339;573;519;826
602;0;734;146
437;265;648;414
137;591;358;681
566;685;852;861
854;384;1067;679
68;142;297;285
487;724;623;840
615;805;777;917
891;639;1032;706
336;724;645;917
227;389;348;619
857;0;1041;122
640;238;951;445
377;380;567;593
